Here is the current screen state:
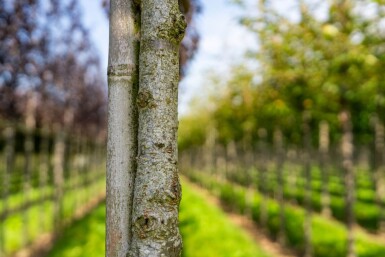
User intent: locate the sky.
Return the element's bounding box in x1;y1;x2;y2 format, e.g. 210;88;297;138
78;0;259;115
77;0;331;114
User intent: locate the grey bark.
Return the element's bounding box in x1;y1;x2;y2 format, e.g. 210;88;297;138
106;0;140;256
319;121;331;217
340;109;356;257
130;0;186;255
303;112;312;257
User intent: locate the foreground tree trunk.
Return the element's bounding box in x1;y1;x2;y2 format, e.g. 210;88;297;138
106;0;140;256
130;0;186;255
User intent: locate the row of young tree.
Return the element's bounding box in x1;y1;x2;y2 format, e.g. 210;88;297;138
1;0;202;256
0;0;201;137
182;0;385;149
179;1;385;257
106;0;201;256
0;123;106;256
0;0;108;137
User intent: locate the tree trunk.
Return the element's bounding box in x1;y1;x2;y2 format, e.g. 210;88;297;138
106;0;140;256
274;128;286;245
257;128;268;228
0;126;15;254
53;127;65;231
226;140;238;180
130;0;186;255
203;126;216;173
303;111;312;257
39;125;50;232
319;121;331;217
373;116;385;232
340;109;356;257
22;94;37;246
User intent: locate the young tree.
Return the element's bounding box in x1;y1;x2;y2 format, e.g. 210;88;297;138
107;0;186;256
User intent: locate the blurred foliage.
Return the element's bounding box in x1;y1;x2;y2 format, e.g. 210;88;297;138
179;0;385;148
0;0;107;137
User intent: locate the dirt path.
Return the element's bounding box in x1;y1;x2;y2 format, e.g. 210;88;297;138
182;177;297;257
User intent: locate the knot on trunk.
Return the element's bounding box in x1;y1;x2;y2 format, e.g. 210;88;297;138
134;214;157;239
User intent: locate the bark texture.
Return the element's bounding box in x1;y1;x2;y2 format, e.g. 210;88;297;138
130;0;186;255
106;0;140;256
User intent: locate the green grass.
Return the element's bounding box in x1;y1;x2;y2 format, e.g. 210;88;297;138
187;171;385;257
180;181;271;257
46;181;273;257
46;204;106;257
226;165;382;231
1;177;105;255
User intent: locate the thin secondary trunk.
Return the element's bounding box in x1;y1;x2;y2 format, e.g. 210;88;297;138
274;128;286;245
303;112;312;257
340;109;356;257
319;121;331;217
106;0;139;256
130;0;186;255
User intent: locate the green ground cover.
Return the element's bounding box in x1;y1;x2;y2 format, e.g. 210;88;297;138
187;171;385;257
46;181;272;257
226;165;382;231
1;178;105;255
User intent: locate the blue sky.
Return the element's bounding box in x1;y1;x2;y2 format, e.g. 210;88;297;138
78;0;258;114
